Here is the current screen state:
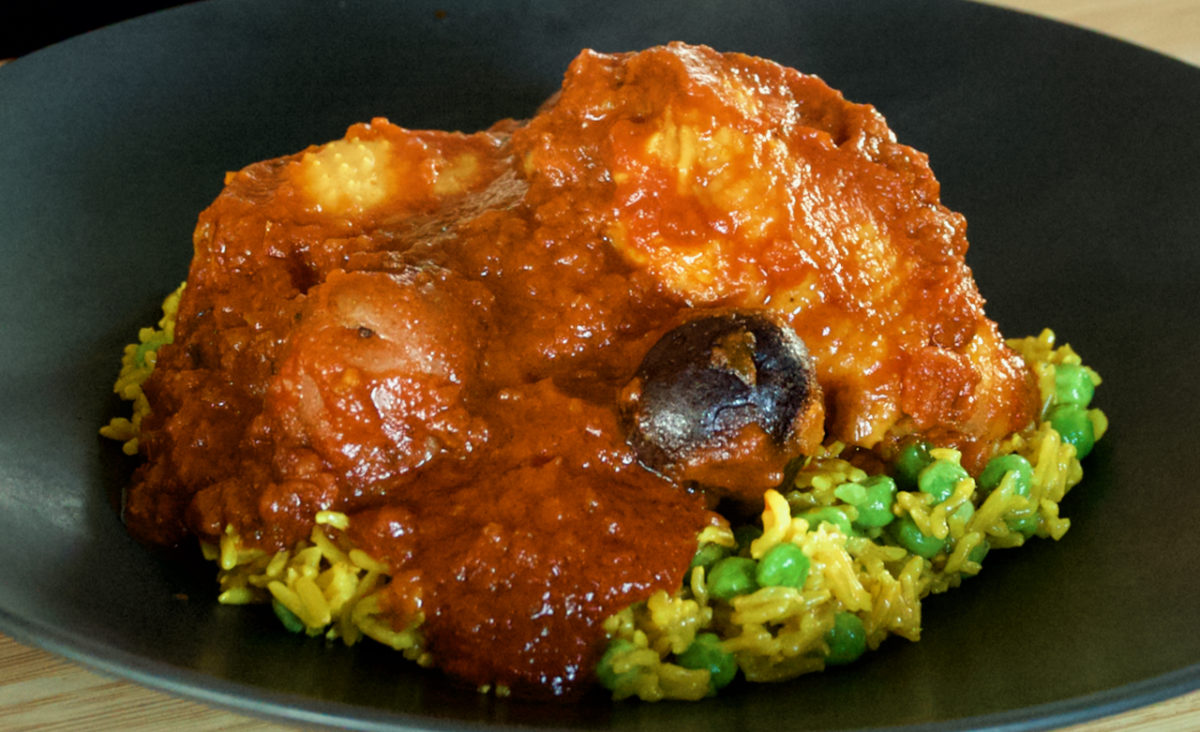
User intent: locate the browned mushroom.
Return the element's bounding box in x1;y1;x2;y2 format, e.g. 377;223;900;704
619;312;824;503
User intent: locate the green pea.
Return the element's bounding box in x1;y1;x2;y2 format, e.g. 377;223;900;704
1054;363;1095;407
755;543;811;589
824;612;867;666
272;598;305;634
596;638;639;691
889;515;945;559
689;542;731;579
918;459;969;504
802;507;856;536
676;632;737;693
733;525;763;553
1048;404;1095;459
707;557;760;601
967;539;990;565
894;441;933;488
978;454;1033;498
1007;512;1039;538
950;501;974;525
854;475;897;528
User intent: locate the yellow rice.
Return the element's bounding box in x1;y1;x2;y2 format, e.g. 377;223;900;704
103;289;1104;701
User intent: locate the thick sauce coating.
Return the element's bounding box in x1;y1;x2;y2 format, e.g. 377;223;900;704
127;43;1037;696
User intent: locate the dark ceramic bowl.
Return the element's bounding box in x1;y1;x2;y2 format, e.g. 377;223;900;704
1;1;1198;729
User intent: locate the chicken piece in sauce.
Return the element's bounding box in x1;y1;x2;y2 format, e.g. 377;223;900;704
126;43;1038;697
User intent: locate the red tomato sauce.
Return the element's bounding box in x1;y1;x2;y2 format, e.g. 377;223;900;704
125;43;1036;697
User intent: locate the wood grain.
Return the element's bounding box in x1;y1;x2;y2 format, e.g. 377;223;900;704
977;0;1200;66
1;1;1196;729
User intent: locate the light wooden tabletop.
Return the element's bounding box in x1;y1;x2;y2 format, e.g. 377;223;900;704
2;1;1198;729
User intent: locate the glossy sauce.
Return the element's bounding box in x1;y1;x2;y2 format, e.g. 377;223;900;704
126;43;1037;696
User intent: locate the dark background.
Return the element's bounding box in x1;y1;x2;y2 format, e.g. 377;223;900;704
1;2;196;58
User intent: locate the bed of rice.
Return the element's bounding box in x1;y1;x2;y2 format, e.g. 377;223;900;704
103;288;1106;701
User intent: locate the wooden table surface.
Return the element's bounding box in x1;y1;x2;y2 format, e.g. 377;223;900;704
2;1;1198;729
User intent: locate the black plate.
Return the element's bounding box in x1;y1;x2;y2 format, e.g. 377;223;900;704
1;1;1198;729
